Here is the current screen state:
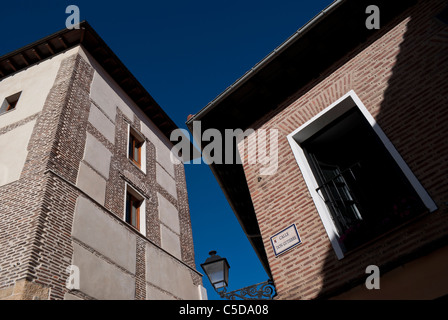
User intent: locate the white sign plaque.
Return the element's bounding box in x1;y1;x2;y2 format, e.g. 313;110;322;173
270;224;301;256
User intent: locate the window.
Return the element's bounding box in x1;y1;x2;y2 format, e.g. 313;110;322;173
124;185;145;234
125;192;142;231
127;126;146;171
302;108;428;253
129;133;142;166
287;91;437;259
0;92;21;115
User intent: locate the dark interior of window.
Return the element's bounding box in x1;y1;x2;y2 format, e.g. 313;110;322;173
125;192;141;230
129;133;143;166
1;92;21;114
302;108;427;253
6;99;18;111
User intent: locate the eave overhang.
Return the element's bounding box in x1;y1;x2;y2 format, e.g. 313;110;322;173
0;21;178;141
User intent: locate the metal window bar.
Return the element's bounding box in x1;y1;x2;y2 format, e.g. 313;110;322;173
315;163;363;232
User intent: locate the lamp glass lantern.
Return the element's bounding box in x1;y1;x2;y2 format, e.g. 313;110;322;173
201;251;230;291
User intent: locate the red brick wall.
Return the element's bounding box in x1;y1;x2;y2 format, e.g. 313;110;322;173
240;0;448;299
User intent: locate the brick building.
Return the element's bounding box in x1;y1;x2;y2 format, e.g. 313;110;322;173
0;22;205;300
187;0;448;299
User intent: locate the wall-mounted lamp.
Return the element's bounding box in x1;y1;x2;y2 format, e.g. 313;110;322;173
201;251;276;300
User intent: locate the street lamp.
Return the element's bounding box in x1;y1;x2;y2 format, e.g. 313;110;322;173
200;251;230;292
201;251;276;300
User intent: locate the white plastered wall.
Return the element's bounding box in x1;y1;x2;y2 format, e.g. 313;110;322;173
79;46;182;257
76;47;203;299
0;47;81;187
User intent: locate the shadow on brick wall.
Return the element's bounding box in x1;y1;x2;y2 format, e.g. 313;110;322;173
315;0;448;299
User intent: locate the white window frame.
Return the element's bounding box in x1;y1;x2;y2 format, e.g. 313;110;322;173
124;182;147;237
287;90;437;260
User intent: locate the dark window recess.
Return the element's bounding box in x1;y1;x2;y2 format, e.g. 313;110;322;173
125;192;141;230
302;108;426;253
436;5;448;25
128;132;143;167
1;92;21;114
6;100;18;111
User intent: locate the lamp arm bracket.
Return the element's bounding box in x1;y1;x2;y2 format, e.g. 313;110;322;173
217;280;276;300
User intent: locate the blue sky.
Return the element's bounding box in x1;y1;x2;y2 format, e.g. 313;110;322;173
1;0;332;299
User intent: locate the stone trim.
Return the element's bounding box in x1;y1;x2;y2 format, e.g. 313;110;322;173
0;279;49;300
